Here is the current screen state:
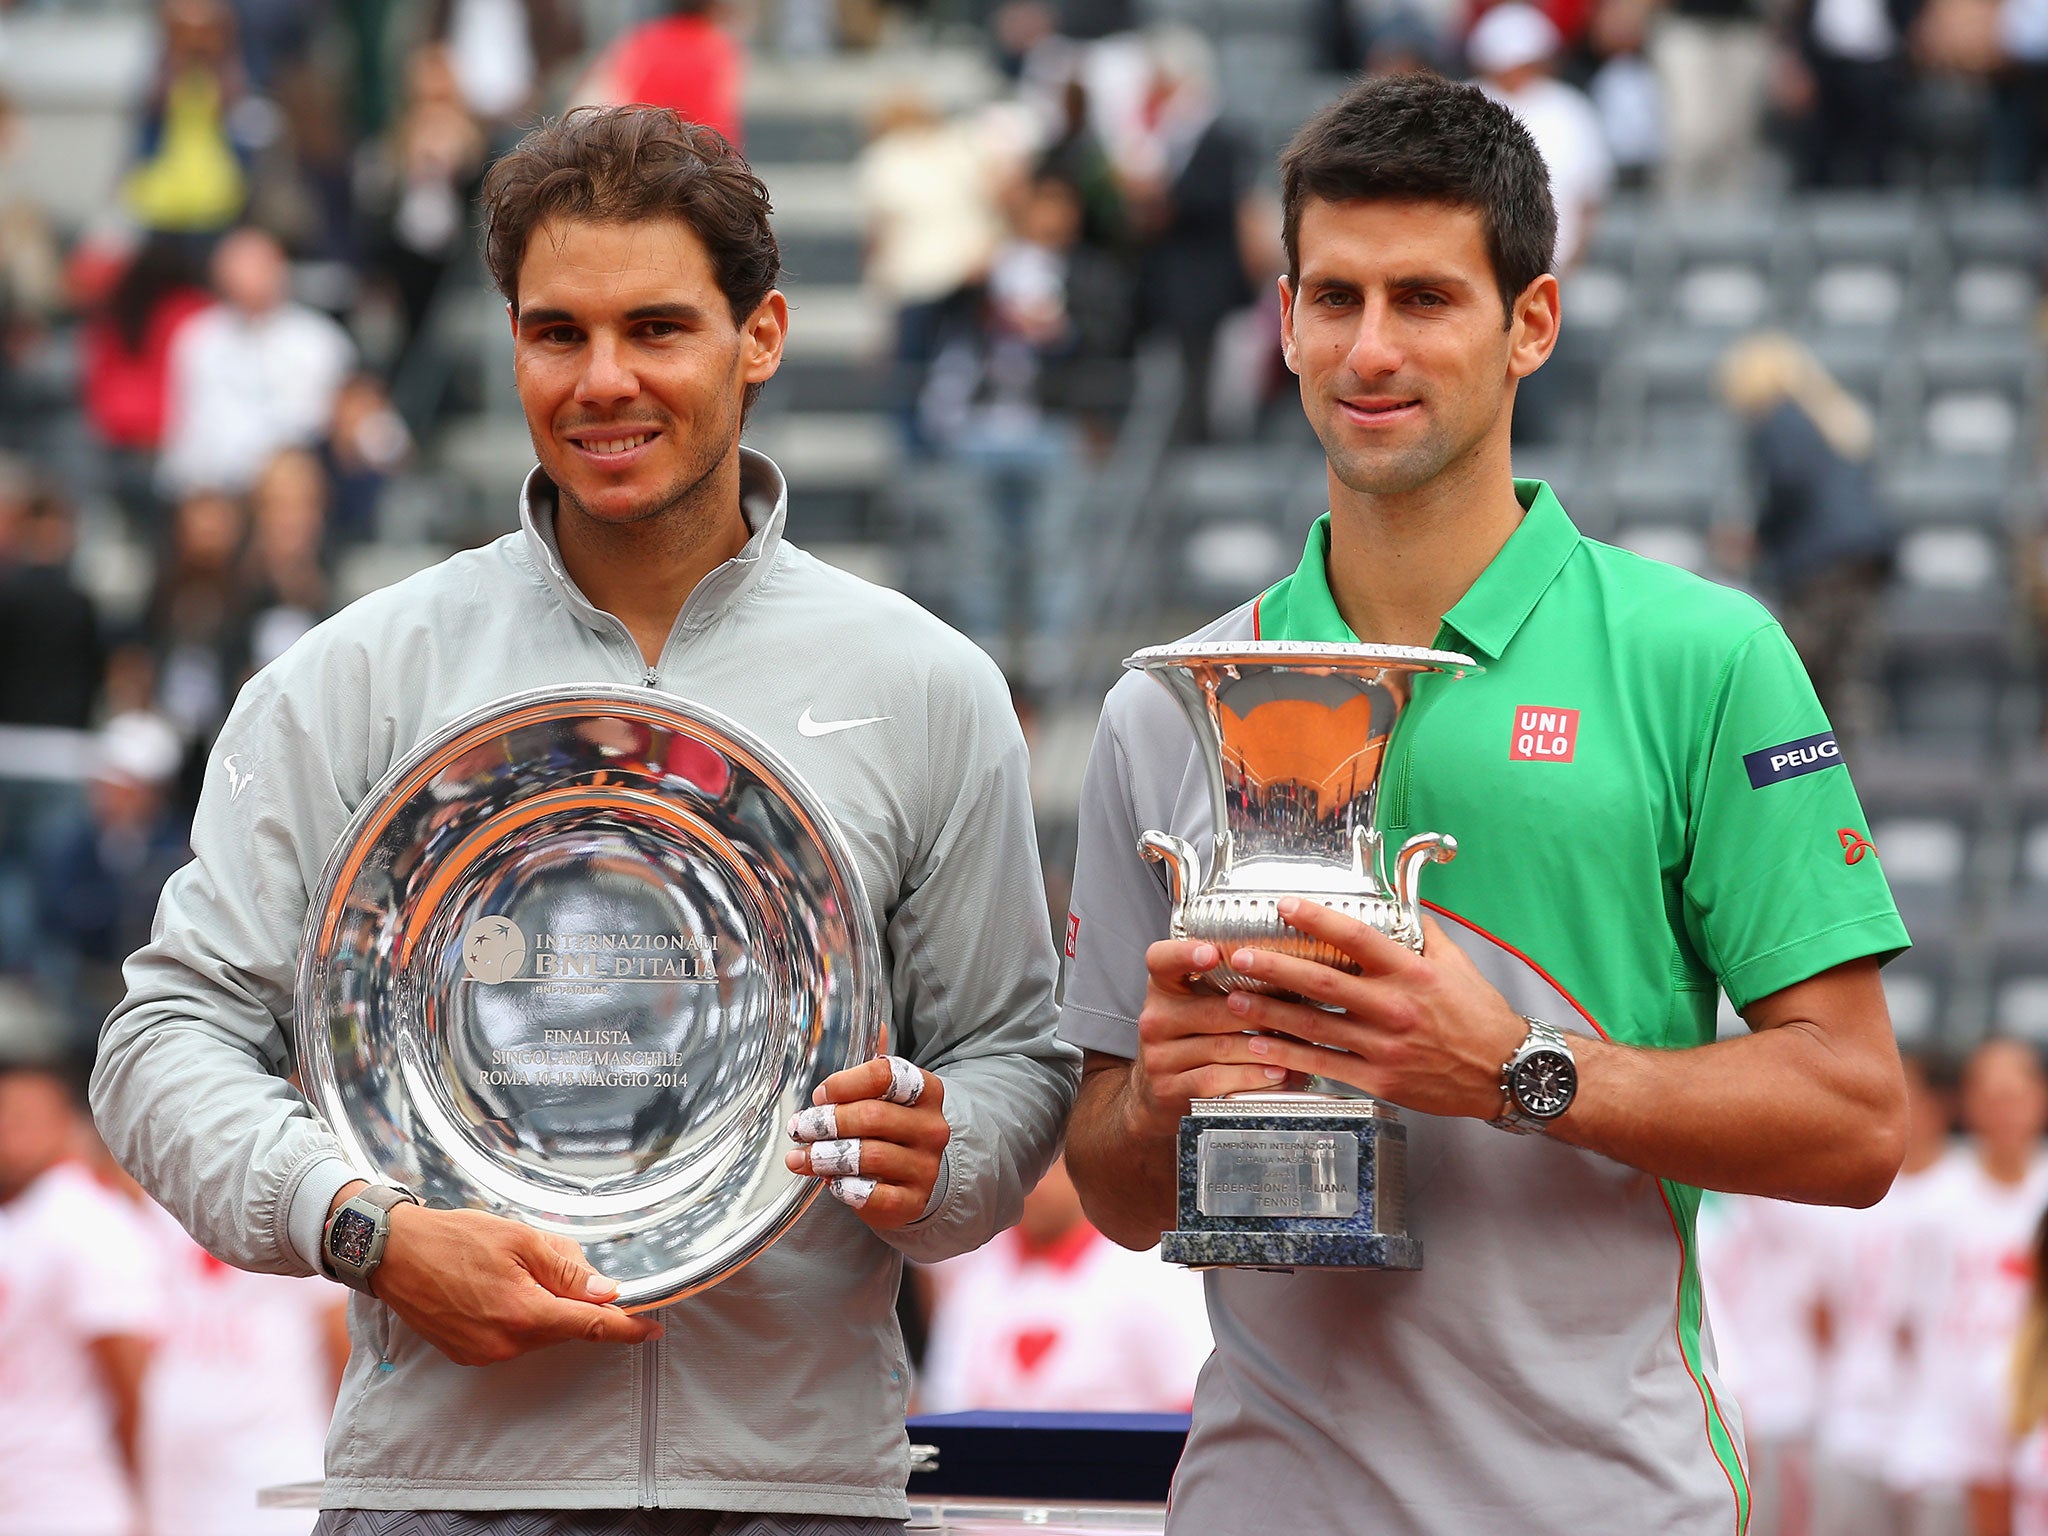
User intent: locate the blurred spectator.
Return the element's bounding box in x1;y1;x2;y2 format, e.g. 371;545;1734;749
1471;4;1614;274
1652;0;1771;195
858;92;1012;453
1697;1191;1829;1536
1587;0;1666;188
1318;0;1451;71
33;714;190;1038
80;233;213;530
1992;0;2048;184
1779;0;1920;185
146;488;247;751
924;171;1124;658
158;225;355;499
1891;1038;2048;1536
0;477;102;981
136;1199;345;1536
325;373;413;545
123;0;254;237
919;1157;1210;1412
362;47;486;376
426;0;584;133
82;233;213;457
0;1063;164;1536
2011;1206;2048;1536
1035;77;1128;254
574;1;746;148
1120;27;1253;443
238;446;332;671
1720;334;1895;745
1809;1051;1954;1536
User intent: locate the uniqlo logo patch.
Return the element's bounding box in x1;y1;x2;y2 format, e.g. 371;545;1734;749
1065;912;1080;958
1510;707;1579;762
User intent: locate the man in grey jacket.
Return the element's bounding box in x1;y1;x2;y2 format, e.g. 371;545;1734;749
91;106;1078;1535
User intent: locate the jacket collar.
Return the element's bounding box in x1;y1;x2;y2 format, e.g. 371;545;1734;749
1256;479;1580;661
518;445;789;640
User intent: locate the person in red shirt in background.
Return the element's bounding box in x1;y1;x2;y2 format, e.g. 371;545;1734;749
575;1;744;148
75;232;212;529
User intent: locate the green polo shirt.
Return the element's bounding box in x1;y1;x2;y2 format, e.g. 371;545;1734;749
1056;480;1909;1535
1254;479;1909;1046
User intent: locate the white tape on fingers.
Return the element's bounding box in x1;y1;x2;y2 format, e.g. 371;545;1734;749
829;1176;877;1210
881;1055;925;1107
788;1104;839;1142
810;1138;862;1177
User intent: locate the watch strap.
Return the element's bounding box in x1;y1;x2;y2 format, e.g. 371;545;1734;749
321;1183;419;1293
1495;1018;1575;1135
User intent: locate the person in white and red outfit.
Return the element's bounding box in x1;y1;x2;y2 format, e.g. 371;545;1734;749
1807;1051;1954;1536
1697;1188;1831;1536
1889;1037;2048;1536
137;1199;349;1536
920;1156;1211;1413
0;1062;163;1536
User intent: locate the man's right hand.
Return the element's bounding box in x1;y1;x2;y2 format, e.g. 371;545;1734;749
332;1185;663;1366
1128;937;1297;1137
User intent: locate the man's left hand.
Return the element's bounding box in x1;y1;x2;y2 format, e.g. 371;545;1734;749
1221;897;1532;1122
784;1055;949;1228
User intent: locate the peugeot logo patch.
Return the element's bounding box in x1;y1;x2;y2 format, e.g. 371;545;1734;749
1744;731;1843;788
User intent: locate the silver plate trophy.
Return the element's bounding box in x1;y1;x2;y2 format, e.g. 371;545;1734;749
1128;641;1478;1271
296;686;883;1311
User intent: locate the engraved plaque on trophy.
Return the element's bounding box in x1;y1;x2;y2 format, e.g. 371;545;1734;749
296;686;884;1311
1126;641;1477;1271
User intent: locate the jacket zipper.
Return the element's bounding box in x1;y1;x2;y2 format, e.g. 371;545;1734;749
638;1330;660;1505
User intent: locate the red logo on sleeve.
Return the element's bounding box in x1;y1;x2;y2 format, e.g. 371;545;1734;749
1065;912;1080;958
1510;707;1580;763
1840;829;1874;865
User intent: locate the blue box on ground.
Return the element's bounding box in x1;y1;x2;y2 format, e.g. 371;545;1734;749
905;1411;1190;1503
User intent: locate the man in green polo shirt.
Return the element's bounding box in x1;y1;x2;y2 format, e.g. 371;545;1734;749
1058;74;1910;1536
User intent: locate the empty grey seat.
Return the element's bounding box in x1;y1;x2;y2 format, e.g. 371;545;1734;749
1802;193;1935;265
777;232;867;286
1916;329;2043;399
1942;194;2048;266
742;116;863;165
1160;446;1320;530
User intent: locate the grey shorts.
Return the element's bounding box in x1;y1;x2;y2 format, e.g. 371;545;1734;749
312;1513;906;1536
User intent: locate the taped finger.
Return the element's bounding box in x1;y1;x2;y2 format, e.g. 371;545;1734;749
829;1176;877;1210
880;1055;925;1107
788;1104;839;1142
809;1138;862;1177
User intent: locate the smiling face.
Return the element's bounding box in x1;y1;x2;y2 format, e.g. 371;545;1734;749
1280;197;1555;500
512;216;785;533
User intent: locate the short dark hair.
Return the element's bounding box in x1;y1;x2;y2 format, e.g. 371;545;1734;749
1279;74;1556;322
481;106;780;407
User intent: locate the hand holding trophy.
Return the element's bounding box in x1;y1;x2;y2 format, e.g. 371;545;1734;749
1127;640;1478;1271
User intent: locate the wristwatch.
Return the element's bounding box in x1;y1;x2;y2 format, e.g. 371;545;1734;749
1495;1018;1578;1134
321;1183;420;1294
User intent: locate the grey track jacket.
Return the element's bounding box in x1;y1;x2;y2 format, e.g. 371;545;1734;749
91;449;1078;1516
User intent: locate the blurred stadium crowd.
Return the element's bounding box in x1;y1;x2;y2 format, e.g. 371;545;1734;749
2;0;2048;1531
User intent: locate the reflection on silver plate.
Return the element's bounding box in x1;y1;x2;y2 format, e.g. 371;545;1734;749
295;686;884;1311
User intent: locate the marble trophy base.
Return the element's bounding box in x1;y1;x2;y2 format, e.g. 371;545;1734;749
1159;1095;1420;1272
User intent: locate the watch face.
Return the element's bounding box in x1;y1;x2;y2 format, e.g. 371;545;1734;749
328;1207;379;1269
1512;1050;1578;1119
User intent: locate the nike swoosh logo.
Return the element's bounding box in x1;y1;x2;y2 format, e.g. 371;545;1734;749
798;707;891;738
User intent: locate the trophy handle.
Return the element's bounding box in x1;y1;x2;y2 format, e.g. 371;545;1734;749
1394;833;1457;929
1351;825;1388;890
1138;830;1202;912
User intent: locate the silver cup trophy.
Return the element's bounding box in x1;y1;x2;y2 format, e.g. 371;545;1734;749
296;686;883;1311
1127;641;1478;1271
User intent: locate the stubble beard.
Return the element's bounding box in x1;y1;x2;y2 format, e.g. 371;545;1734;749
546;395;740;559
1314;386;1502;501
